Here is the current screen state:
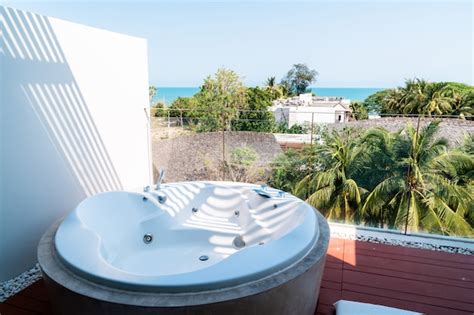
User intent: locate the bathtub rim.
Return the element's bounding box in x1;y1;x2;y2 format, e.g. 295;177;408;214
38;205;329;307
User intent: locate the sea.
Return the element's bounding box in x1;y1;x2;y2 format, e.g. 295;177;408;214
152;87;383;105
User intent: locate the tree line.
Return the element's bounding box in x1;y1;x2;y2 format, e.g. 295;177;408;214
356;79;473;118
151;65;318;133
149;67;473;236
269;121;474;236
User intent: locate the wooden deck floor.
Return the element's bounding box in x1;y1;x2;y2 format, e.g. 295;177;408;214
1;238;473;315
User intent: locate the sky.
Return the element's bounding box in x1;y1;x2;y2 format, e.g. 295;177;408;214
3;0;473;88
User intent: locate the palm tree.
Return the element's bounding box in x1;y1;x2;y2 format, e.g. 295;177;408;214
362;121;473;236
264;76;285;99
265;76;276;87
383;79;459;116
149;85;157;102
296;129;367;222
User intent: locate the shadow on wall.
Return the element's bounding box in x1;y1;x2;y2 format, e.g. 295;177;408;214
2;6;122;194
1;6;122;281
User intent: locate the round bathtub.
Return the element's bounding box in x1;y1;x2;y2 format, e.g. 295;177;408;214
38;181;329;315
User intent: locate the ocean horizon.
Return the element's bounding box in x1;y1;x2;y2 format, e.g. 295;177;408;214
153;87;384;105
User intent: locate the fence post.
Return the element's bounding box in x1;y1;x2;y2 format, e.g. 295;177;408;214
310;112;314;146
222;110;226;181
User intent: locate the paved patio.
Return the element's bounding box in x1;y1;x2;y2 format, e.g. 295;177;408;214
1;237;473;315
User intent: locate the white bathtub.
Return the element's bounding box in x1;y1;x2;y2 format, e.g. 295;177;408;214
55;182;318;292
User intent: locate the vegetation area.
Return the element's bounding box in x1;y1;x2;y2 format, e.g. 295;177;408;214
269;122;474;236
149;68;473;236
360;79;474;117
151;65;318;133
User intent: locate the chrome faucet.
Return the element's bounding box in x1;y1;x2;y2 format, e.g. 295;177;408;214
254;184;272;198
156;169;166;190
155;169;167;204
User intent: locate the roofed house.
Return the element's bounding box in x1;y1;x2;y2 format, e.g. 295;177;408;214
271;93;352;126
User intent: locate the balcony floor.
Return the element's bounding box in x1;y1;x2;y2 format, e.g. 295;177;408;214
1;237;473;315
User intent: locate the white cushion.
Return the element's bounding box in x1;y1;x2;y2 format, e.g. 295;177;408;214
334;300;424;315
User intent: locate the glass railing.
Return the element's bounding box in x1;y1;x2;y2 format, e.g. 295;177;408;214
150;107;474;239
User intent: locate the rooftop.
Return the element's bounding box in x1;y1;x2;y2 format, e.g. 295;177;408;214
272;93;352;110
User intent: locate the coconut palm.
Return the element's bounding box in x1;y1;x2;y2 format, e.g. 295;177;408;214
356;127;408;227
265;76;276;87
381;79;473;116
362;121;473;236
296;129;367;222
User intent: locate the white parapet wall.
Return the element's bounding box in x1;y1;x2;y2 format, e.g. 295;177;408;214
0;6;151;281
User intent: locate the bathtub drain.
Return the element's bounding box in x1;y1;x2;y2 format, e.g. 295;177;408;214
199;255;209;261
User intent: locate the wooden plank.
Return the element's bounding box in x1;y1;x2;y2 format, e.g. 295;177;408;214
344;253;474;283
341;290;473;315
324;261;342;270
343;282;474;313
18;281;50;303
321;280;341;291
322;268;342;284
4;295;52;315
315;303;334;315
0;303;38;315
344;239;474;267
342;269;474;303
343;263;474;290
344;246;474;271
317;288;342;306
326;238;344;262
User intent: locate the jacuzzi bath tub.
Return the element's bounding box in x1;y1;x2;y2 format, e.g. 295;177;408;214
38;181;329;315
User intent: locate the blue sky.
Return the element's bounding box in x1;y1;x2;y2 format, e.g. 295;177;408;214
4;1;473;87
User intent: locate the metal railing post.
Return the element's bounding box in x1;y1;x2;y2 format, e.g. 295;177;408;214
222;110;226;181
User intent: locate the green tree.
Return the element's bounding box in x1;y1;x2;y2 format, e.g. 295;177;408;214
168;97;197;125
280;63;318;96
266;77;276;87
264;76;286;99
350;101;369;120
194;68;247;132
296;129;367;222
363;90;391;113
233;87;276;132
152;101;167;117
274;122;308;134
149;85;157;103
371;79;474;116
362;121;473;236
269;148;311;194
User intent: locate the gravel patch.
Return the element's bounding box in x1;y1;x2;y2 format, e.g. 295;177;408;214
0;263;41;302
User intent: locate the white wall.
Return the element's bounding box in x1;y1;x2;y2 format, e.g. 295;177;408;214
0;6;151;281
273;106;348;126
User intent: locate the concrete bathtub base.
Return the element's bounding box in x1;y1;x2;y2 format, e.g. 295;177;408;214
38;212;329;315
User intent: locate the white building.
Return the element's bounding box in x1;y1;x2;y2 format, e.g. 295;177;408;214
271;93;352;126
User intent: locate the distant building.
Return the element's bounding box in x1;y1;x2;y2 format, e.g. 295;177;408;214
270;93;352;126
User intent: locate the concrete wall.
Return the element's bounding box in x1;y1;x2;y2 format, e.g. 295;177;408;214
273;106;348;126
0;6;151;281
